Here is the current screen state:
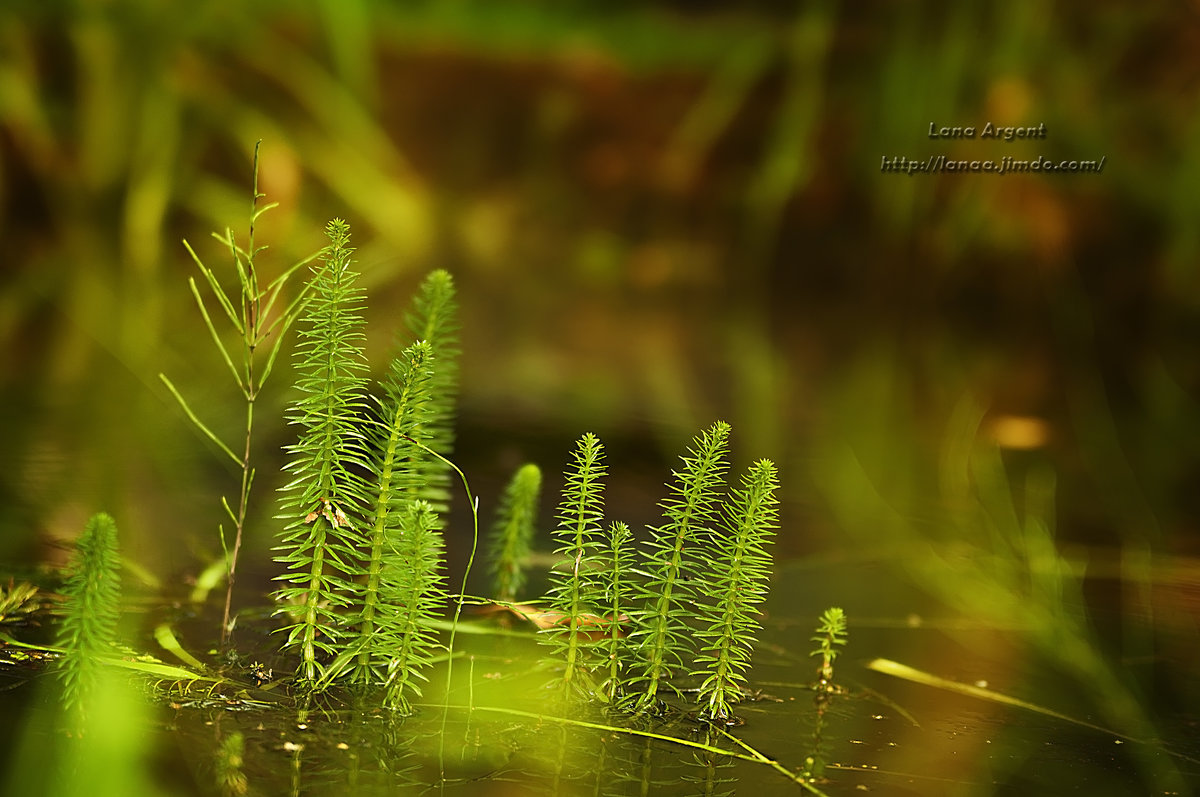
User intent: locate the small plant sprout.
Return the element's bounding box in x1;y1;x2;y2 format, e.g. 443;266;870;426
693;459;780;724
596;520;635;703
488;463;542;604
541;432;608;696
811;607;848;686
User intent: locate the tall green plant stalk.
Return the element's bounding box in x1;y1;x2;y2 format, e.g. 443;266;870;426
630;421;731;712
542;433;607;695
341;340;436;683
380;499;447;714
597;520;635;703
488;463;542;603
272;219;370;685
402;270;460;514
693;459;780;723
160;142;319;645
56;512;122;723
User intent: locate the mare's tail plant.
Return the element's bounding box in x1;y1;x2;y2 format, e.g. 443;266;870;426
811;607;848;686
629;420;731;712
56;512;122;723
693;459;780;723
402;270;460;514
541;432;607;696
272;219;371;685
596;520;635;703
488;463;542;603
334;340;437;684
379;499;447;714
160;142;319;644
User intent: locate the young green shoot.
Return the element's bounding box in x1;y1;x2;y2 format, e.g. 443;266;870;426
694;459;780;723
629;421;731;712
56;512;122;724
811;607;848;686
160;141;321;644
542;433;607;697
488;463;542;603
272;219;370;685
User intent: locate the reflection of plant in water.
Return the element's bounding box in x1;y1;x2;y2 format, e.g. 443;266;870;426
215;732;248;797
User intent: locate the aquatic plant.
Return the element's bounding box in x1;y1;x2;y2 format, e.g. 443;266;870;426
56;512;122;720
693;459;780;723
595;520;635;703
271;219;371;685
379;499;448;714
339;340;437;684
402;270;460;514
628;421;732;712
541;432;608;695
811;607;847;685
159;142;319;645
488;463;542;603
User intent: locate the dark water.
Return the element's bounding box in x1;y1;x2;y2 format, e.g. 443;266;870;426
3;555;1197;796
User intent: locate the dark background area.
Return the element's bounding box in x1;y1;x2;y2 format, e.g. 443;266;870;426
2;0;1198;620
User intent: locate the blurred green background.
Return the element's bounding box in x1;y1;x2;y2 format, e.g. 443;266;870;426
2;0;1198;608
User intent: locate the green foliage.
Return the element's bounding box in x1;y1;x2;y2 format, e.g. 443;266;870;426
629;421;731;711
541;432;607;695
0;580;39;625
380;500;447;715
596;520;635;703
811;607;848;684
403;269;461;514
339;340;437;684
271;219;371;685
693;459;780;723
159;142;320;643
488;463;542;603
56;512;122;721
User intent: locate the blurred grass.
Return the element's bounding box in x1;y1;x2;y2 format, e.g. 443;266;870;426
1;1;1197;625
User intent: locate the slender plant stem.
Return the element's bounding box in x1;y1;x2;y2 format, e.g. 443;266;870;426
220;142;265;646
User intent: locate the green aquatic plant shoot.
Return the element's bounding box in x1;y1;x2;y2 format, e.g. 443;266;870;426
596;520;635;703
811;607;848;684
402;269;460;514
159;142;320;645
693;459;780;723
56;512;123;721
488;463;542;603
337;340;437;684
629;420;732;712
380;499;448;714
272;219;371;685
541;432;608;696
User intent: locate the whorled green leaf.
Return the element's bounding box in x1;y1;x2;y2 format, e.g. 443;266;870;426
488;463;542;603
56;512;122;723
402;269;460;515
692;459;780;722
629;420;731;711
540;433;607;696
272;219;372;685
